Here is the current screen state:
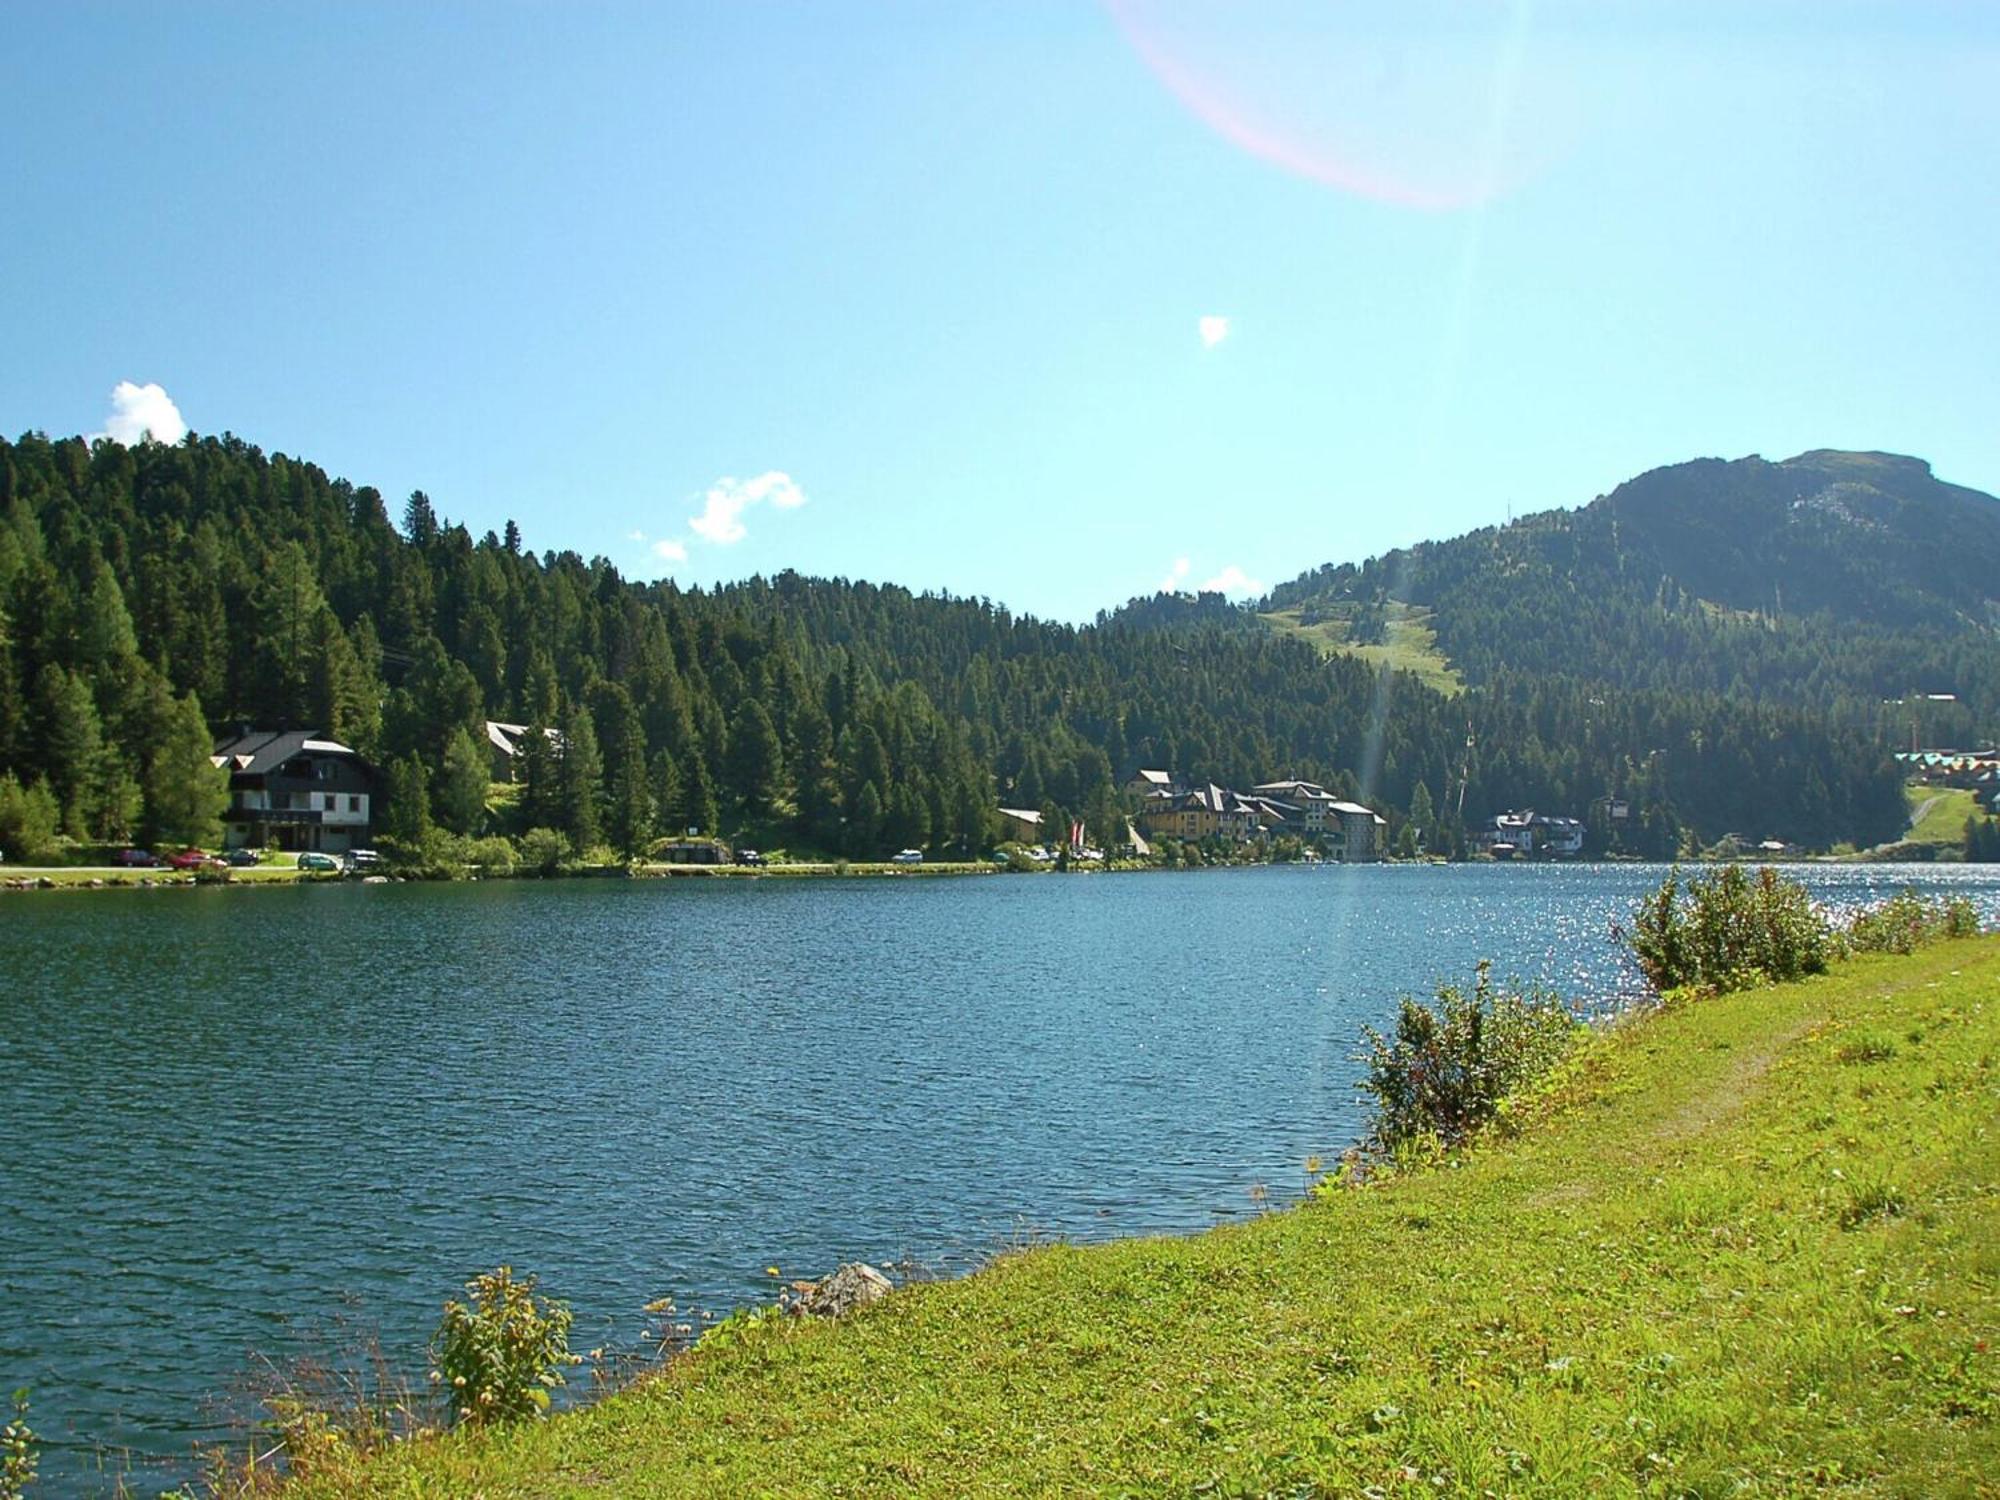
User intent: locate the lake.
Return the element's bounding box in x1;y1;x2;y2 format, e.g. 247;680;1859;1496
5;862;1998;1493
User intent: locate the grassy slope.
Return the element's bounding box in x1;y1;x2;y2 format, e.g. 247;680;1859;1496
1904;783;1983;851
1260;603;1465;697
308;940;2000;1498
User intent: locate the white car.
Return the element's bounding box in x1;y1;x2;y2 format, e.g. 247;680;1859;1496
890;849;924;865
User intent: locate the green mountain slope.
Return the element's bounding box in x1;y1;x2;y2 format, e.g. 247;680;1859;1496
1264;450;2000;732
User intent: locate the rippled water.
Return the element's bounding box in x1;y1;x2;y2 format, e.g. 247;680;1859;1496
4;862;1998;1493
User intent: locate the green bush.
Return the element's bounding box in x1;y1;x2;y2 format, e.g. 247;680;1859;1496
518;826;573;876
1;1390;34;1500
431;1266;577;1428
463;835;519;872
1624;865;1831;995
0;775;61;864
1845;889;1983;954
1357;960;1582;1152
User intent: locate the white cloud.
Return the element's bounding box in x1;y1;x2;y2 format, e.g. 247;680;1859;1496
1157;556;1193;593
651;537;688;563
95;380;188;445
1198;315;1230;349
1200;563;1265;597
689;470;808;546
627;528;647;543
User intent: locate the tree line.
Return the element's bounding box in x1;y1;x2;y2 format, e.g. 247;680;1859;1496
0;431;1923;864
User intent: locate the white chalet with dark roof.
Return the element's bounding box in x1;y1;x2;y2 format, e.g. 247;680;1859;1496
212;730;376;854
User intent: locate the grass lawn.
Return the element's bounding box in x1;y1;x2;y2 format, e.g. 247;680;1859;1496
1;862;311;887
295;937;2000;1497
1261;603;1465;697
1903;782;1982;850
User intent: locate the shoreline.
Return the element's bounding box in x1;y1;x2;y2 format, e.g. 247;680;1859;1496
0;847;1981;895
269;933;2000;1497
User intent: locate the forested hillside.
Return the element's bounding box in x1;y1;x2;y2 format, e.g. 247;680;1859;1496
0;433;1923;861
1266;450;2000;735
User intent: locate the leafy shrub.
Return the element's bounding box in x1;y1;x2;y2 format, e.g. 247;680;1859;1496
1624;865;1831;995
1357;960;1582;1152
1;1390;34;1500
0;775;61;864
518;827;573;876
431;1266;577;1427
463;835;519;872
1844;889;1982;954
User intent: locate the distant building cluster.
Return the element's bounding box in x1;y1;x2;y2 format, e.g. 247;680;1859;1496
1898;749;2000;812
1120;770;1387;862
1469;809;1585;860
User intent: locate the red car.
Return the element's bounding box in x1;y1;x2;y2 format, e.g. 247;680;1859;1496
168;848;222;870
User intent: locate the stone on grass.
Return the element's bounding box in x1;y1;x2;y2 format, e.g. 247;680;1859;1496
789;1263;892;1319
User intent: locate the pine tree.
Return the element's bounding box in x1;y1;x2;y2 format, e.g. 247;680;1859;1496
143;692;227;846
381;752;433;843
516;719;558;830
606;734;655;857
77;558;139;670
649;749;681;835
726;700;784;813
1409;781;1435;850
676;750;719;837
557;703;602;851
436;726;491;836
36;665;105;837
849;779;884;857
403;490;439;546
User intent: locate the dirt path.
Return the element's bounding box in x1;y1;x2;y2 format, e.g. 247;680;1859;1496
1650;1009;1825;1142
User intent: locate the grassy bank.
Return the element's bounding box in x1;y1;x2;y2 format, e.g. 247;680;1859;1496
292;937;2000;1497
1904;783;1984;851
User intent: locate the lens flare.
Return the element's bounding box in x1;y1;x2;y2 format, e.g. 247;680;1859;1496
1107;0;1563;212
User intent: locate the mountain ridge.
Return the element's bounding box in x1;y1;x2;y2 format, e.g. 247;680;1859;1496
1248;448;2000;732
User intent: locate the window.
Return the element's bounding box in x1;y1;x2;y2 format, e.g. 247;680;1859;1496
348;795;362;812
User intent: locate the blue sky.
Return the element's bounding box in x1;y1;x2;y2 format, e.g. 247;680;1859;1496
3;2;1995;620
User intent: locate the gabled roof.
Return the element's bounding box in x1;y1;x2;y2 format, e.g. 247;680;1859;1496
997;807;1044;825
1243;796;1301;818
1129;768;1174;786
1252;780;1331;801
211;729;362;775
485;720;564;757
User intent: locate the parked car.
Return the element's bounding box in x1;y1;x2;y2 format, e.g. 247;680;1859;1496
733;848;767;867
297;851;340;872
114;848;158;867
890;849;924;865
342;848;382;871
224;847;262;867
167;848;221;870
